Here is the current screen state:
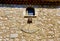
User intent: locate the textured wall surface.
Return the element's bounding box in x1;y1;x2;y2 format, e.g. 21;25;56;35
0;4;60;41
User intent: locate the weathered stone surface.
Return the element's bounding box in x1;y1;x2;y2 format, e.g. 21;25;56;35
0;5;60;41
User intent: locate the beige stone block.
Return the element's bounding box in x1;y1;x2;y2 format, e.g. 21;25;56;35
10;34;18;38
0;39;2;41
57;38;60;41
48;39;54;41
41;39;46;41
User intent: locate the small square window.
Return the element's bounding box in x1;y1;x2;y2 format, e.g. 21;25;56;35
24;7;36;18
26;7;35;16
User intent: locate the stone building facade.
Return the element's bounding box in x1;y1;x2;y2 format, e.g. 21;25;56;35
0;4;60;41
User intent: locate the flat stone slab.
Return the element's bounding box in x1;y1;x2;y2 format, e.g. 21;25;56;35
10;34;18;38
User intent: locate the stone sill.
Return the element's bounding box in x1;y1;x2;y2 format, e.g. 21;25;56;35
24;16;36;18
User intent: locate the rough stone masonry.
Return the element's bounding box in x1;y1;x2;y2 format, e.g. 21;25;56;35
0;4;60;41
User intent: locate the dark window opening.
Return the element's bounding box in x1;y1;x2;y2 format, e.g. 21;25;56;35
26;7;35;15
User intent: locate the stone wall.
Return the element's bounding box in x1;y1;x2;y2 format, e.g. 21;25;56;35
0;4;60;41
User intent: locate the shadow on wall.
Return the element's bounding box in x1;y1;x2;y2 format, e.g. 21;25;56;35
0;4;60;9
